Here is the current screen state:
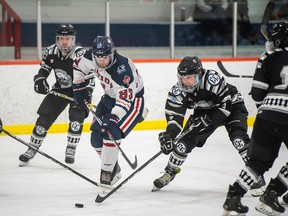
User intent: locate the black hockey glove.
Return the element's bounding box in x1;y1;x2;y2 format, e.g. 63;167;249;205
101;114;119;134
0;118;2;133
72;82;91;108
191;114;212;134
158;132;174;155
34;74;49;95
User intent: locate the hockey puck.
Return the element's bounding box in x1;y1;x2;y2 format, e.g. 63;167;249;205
75;203;84;208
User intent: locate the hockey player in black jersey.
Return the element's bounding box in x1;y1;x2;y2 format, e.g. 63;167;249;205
222;21;288;216
152;56;259;192
19;24;94;166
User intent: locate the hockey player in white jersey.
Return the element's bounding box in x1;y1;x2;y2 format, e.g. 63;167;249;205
72;36;145;186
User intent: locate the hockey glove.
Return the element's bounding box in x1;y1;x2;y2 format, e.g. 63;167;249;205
0;118;2;133
72;82;91;108
34;74;49;95
191;114;212;134
158;132;174;155
101;114;119;134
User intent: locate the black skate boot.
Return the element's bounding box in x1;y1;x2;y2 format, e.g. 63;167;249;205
100;162;121;186
152;166;181;192
19;143;41;167
65;146;76;164
250;175;266;197
281;193;288;206
255;179;285;216
222;185;249;216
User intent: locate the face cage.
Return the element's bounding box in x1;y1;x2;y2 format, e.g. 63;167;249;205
56;35;76;52
177;74;200;93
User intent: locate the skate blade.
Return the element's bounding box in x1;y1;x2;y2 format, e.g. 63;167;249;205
250;187;265;197
151;186;161;192
222;210;247;216
100;173;121;194
255;202;281;216
19;161;29;167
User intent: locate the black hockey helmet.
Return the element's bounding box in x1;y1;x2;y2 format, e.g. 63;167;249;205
268;21;288;48
56;24;76;36
177;56;204;93
92;35;115;68
55;24;76;52
177;56;204;76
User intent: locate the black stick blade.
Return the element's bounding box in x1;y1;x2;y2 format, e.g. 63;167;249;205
130;156;137;169
95;194;105;203
260;2;275;40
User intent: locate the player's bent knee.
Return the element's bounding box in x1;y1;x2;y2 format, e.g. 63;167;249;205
91;131;103;148
35;115;54;131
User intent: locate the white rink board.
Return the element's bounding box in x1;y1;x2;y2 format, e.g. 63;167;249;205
0;60;257;125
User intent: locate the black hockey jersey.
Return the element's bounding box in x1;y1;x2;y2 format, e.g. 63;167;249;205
38;44;92;97
251;48;288;125
165;69;232;139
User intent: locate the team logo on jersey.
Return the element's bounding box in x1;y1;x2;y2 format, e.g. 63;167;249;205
70;121;81;132
123;75;131;86
55;69;72;88
172;85;182;96
50;59;54;64
117;65;126;75
207;73;221;86
76;49;84;57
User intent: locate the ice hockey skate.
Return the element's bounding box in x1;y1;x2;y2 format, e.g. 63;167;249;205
100;162;121;186
152;167;181;192
99;162;121;194
250;175;266;197
255;186;285;216
65;146;76;164
19;146;39;167
222;185;249;216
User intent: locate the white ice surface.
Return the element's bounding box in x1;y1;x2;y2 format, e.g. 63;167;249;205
0;127;287;216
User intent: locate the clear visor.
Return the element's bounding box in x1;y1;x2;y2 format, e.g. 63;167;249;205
177;74;200;93
56;35;75;52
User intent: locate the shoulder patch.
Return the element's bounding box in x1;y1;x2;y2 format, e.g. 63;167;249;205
75;49;85;58
207;73;221;86
172;85;182;96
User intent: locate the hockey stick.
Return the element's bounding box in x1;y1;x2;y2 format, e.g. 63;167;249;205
95;123;195;203
261;2;275;40
2;128;113;190
49;90;74;101
217;61;253;78
85;102;138;170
